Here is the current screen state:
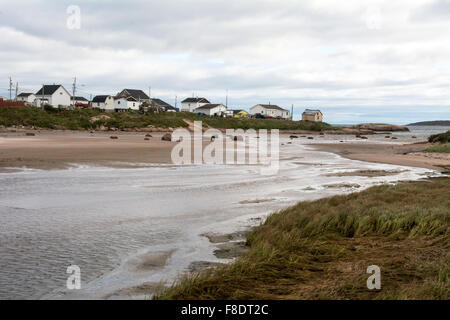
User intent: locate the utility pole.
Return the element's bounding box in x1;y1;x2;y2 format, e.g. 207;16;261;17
175;95;177;109
291;104;294;120
149;86;151;99
226;89;228;108
15;82;18;101
42;84;45;107
8;77;13;100
72;77;77;107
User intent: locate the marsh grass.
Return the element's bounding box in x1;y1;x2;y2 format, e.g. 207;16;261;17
156;178;450;300
424;143;450;153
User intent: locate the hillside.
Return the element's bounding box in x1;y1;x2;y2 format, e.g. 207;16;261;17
0;106;334;132
407;120;450;126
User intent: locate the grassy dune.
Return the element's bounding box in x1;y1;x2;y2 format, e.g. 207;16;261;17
425;144;450;153
428;131;450;144
156;178;450;300
0;106;333;131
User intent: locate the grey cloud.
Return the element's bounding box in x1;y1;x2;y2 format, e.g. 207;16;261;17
1;0;450;124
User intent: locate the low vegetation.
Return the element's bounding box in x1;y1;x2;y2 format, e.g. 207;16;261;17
0;106;333;131
424;143;450;153
428;130;450;144
156;178;450;300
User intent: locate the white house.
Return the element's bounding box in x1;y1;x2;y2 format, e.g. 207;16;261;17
35;85;71;108
92;95;115;112
194;104;227;116
181;97;210;112
16;93;36;104
114;96;140;111
250;104;290;119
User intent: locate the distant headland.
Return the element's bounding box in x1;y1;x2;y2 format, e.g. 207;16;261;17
407;120;450;126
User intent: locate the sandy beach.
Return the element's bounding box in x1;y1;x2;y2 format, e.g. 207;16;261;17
1;131;448;172
311;142;450;171
0;131;176;171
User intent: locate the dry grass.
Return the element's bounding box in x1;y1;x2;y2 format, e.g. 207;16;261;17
0;106;334;131
425;144;450;153
155;178;450;300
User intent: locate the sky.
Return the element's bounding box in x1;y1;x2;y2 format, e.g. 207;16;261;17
1;0;450;124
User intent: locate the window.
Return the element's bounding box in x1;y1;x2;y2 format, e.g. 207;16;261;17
118;101;121;104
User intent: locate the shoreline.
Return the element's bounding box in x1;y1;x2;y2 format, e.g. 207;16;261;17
155;177;450;300
1;131;449;172
310;142;450;171
0;131;176;171
1;130;447;299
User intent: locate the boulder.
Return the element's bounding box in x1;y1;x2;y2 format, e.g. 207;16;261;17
90;115;111;123
110;136;118;140
161;133;172;141
351;123;409;132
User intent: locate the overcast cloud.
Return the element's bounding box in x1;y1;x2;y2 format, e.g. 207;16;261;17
1;0;450;123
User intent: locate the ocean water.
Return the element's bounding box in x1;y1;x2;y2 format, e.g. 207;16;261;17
0;134;442;300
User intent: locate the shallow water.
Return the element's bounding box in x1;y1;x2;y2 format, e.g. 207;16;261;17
0;135;440;299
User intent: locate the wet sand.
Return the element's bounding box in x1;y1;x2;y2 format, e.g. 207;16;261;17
1;131;449;172
0;131;176;170
311;142;450;171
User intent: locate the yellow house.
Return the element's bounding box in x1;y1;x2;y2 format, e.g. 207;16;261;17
233;109;249;118
302;109;323;122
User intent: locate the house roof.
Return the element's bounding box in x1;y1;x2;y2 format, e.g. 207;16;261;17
92;95;111;103
182;97;210;103
17;93;35;97
36;85;64;95
119;89;150;100
72;96;88;101
114;96;138;101
150;98;173;108
195;104;224;110
303;109;322;115
255;104;288;111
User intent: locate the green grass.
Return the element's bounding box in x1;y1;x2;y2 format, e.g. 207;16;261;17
0;106;334;131
155;178;450;300
428;131;450;144
424;143;450;153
